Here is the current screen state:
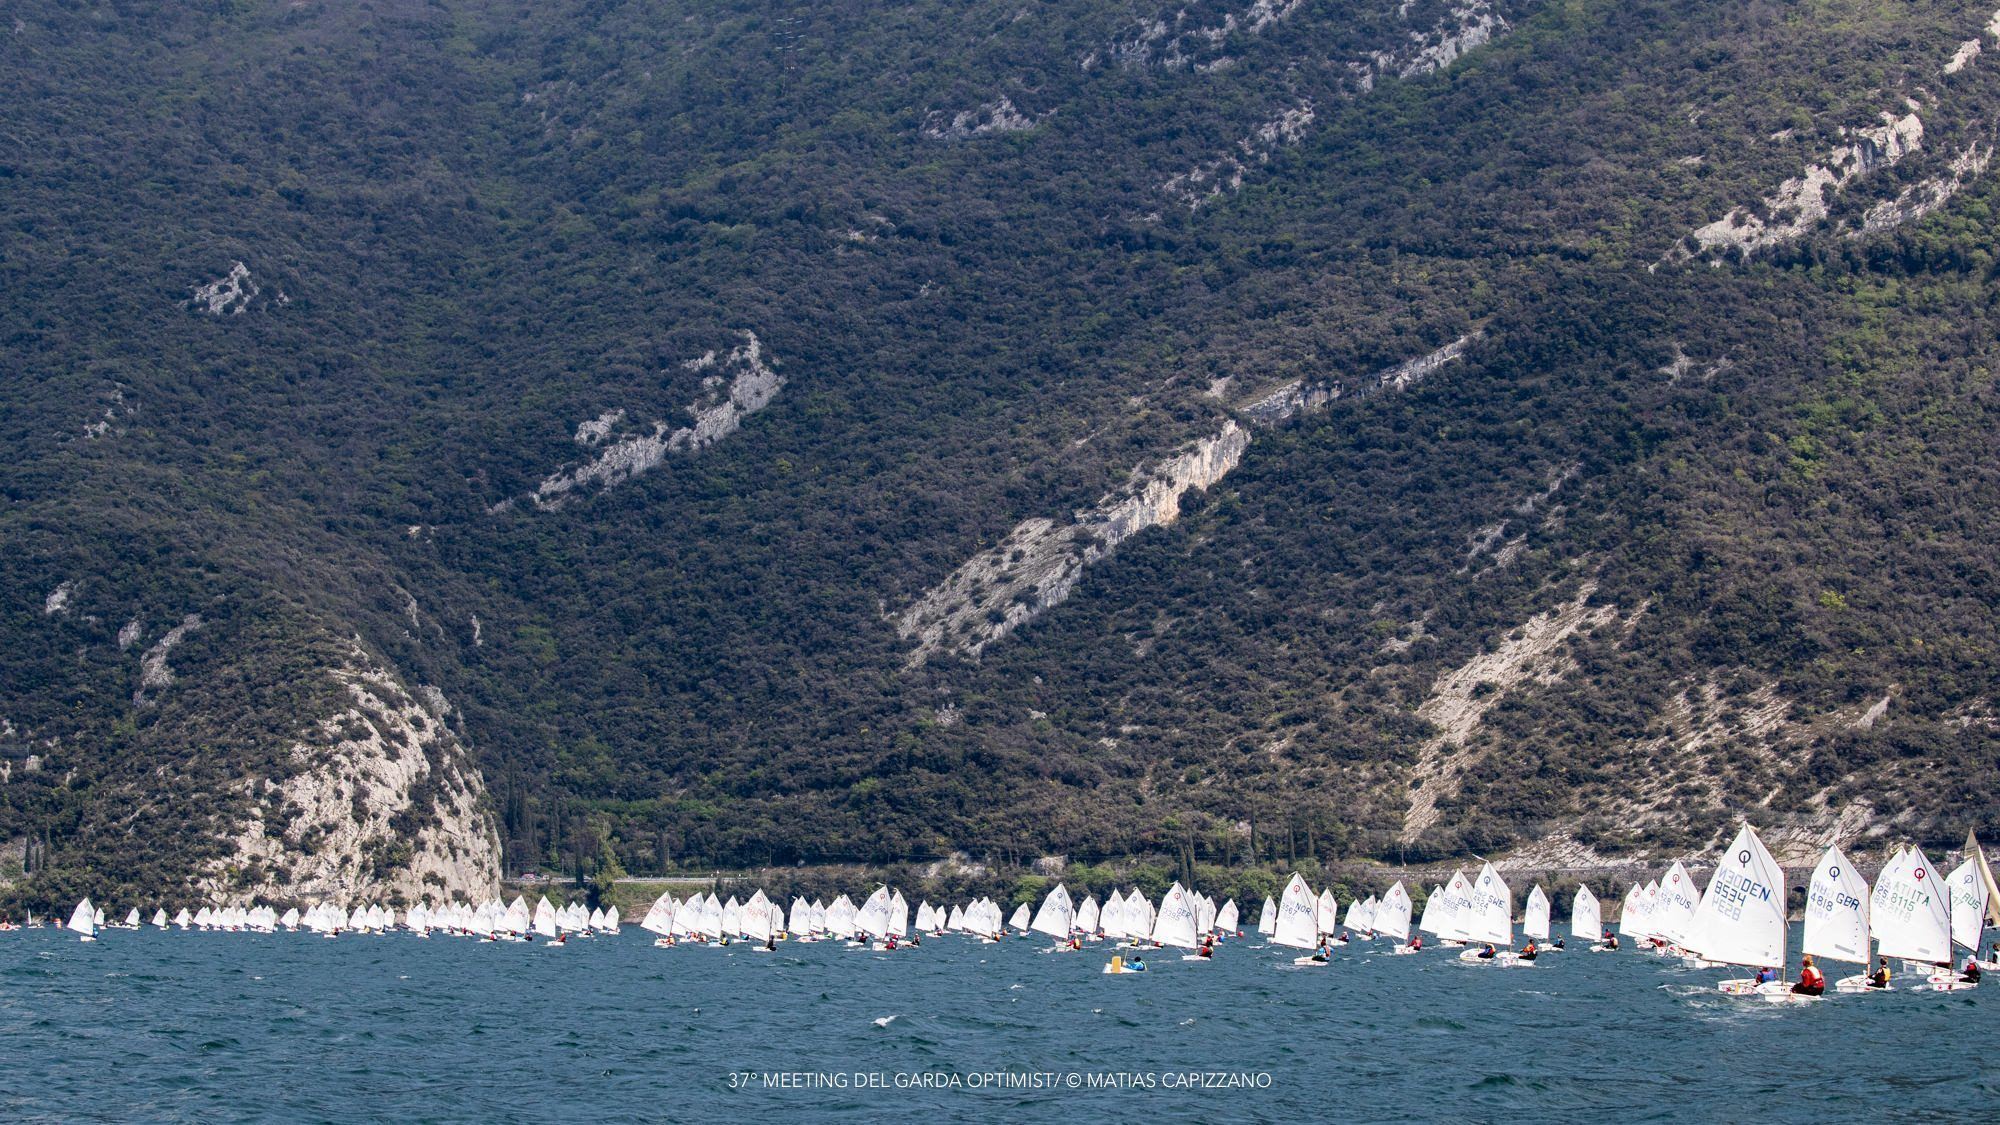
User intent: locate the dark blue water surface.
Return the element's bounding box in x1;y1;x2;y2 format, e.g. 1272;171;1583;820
4;926;1995;1122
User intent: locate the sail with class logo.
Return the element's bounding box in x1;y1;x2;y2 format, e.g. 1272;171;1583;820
1570;884;1601;942
1802;844;1871;967
1683;824;1787;969
1871;846;1952;964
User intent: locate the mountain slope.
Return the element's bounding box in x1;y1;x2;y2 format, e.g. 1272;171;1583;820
4;0;2000;905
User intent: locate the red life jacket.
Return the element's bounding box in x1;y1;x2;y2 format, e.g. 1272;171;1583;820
1801;965;1825;988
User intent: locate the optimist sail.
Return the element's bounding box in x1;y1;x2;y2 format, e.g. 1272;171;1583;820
1466;863;1512;946
1215;900;1239;934
1316;889;1339;936
1030;885;1076;940
856;887;893;939
1272;874;1319;950
1947;856;1989;953
1375;882;1413;942
1417;885;1444;936
1618;884;1650;942
1258;897;1277;937
1652;861;1701;949
1440;870;1475;941
1968;829;2000;928
1150;882;1201;950
1007;903;1031;932
1075;896;1101;936
1871;846;1953;964
1802;844;1871;967
1570;883;1601;941
1683;824;1787;969
1522;886;1551;942
67;898;95;938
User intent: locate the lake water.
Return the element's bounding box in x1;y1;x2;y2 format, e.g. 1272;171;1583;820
3;926;1993;1121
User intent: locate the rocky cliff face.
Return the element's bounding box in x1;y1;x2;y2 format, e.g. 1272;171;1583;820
209;645;501;906
897;337;1473;663
516;331;782;510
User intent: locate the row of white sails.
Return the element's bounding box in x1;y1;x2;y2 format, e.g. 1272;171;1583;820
57;895;622;942
630;882;1245;948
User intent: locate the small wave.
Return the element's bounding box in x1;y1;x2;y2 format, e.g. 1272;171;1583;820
873;1015;897;1028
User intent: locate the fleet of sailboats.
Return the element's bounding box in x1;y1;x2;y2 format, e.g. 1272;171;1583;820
19;827;2000;1005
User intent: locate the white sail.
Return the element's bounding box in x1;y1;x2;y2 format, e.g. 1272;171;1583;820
67;898;95;938
1570;883;1601;941
1316;889;1339;935
1871;846;1952;964
1195;894;1218;936
1466;863;1512;946
1151;882;1201;949
791;896;814;935
1258;896;1277;936
887;891;909;938
174;908;192;929
856;886;893;939
1215;899;1239;934
641;892;674;936
1652;861;1701;949
1075;896;1100;935
1802;844;1871;966
1440;871;1474;941
743;892;773;943
1030;884;1075;939
1618;884;1649;941
1273;874;1319;950
1417;886;1441;936
1969;830;2000;928
1684;823;1787;969
150;908;168;929
1007;903;1030;933
1375;882;1413;942
533;897;559;939
1948;856;1988;953
1522;886;1550;942
1099;891;1125;939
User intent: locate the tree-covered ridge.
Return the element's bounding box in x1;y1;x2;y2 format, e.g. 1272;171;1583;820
3;0;1999;907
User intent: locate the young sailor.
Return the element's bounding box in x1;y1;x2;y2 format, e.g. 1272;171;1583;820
1409;935;1423;952
1477;944;1497;960
1601;930;1619;951
1198;936;1214;959
1792;954;1826;996
1311;938;1331;963
1961;957;1983;985
1519;940;1539;962
1869;958;1891;990
1755;966;1779;985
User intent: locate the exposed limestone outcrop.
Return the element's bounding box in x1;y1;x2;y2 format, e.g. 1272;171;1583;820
1163;102;1315;207
897;422;1252;663
1947;39;1981;74
1664;111;1924;263
1239;333;1473;426
208;645;502;906
1392;1;1507;80
133;613;202;706
923;97;1047;141
117;619;141;649
1400;584;1627;841
898;337;1475;664
574;409;625;446
42;580;73;616
516;331;781;511
1083;0;1303;71
1857;143;1992;235
186;261;260;315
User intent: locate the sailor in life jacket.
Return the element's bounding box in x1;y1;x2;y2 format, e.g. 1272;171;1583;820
1869;958;1891;989
1793;955;1826;996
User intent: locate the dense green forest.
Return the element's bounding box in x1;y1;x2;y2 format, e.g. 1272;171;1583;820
4;0;2000;906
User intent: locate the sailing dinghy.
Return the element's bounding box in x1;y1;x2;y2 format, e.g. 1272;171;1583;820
1272;874;1325;966
1683;825;1790;998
